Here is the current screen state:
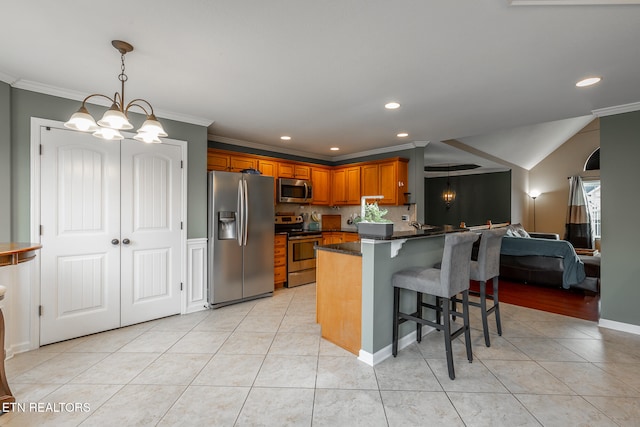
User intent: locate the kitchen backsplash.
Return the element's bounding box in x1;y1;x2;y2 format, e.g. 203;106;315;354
275;204;417;232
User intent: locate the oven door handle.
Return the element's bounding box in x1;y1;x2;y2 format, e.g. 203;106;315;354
287;235;322;241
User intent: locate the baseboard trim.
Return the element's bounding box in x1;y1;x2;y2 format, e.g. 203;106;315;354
358;326;435;366
598;318;640;335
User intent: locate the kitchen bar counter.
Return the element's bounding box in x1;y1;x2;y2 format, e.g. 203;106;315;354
316;230;471;365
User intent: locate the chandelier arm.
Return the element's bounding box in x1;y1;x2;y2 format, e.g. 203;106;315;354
125;98;154;116
80;93;117;108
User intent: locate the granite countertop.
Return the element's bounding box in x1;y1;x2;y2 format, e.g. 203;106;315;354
316;241;363;256
320;228;359;233
357;226;451;240
316;227;470;256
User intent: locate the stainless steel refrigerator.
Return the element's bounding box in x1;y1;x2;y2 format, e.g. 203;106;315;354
208;171;274;307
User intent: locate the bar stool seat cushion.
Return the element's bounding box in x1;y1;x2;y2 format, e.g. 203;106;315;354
392;267;442;295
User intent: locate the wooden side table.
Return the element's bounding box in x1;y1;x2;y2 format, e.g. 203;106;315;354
0;243;42;406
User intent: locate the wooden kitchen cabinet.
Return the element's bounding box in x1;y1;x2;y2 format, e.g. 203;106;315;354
207;151;257;172
342;232;360;243
360;158;408;205
311;167;330;205
316;248;362;355
331;166;360;205
274;234;287;288
207;152;231;171
229;155;257;172
278;163;311;180
257;159;278;177
322;231;359;245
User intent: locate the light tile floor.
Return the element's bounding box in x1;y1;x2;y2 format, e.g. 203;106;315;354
2;284;640;426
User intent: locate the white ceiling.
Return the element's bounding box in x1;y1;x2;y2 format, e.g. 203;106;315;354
2;1;639;171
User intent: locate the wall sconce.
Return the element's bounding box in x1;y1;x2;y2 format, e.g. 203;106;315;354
529;190;541;231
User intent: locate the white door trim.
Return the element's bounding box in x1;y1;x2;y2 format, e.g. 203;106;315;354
30;117;188;349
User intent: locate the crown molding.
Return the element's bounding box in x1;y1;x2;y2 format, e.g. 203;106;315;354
11;79;213;127
510;0;640;5
592;101;640;117
209;135;429;163
331;141;430;162
208;135;334;162
0;70;17;85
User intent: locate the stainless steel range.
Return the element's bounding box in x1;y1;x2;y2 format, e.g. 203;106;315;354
275;215;322;287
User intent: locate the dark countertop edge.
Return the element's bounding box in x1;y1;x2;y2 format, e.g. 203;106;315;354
357;227;467;241
316;242;362;256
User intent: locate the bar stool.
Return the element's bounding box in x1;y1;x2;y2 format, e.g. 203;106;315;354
468;228;507;347
391;232;479;380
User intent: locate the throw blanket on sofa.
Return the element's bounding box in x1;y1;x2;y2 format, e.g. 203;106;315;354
500;237;586;289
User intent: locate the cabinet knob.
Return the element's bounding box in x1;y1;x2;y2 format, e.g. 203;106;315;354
111;239;120;245
122;238;131;245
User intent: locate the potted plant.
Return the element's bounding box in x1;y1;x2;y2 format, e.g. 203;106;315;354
355;201;394;237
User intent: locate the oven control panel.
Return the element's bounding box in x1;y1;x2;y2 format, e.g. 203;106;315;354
274;215;303;225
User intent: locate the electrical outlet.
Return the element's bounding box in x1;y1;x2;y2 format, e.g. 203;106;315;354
402;215;409;221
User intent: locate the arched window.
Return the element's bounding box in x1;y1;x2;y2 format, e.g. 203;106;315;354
583;147;600;238
584;148;600;171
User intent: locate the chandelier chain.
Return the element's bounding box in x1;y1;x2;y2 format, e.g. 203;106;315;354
119;53;128;83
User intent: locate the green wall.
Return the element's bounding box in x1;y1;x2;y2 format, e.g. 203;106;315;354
600;110;640;327
9;88;208;240
0;82;10;241
425;171;511;227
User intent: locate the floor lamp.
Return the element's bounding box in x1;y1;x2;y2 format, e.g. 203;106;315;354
529;190;541;231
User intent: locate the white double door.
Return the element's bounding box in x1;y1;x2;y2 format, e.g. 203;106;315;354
39;127;183;345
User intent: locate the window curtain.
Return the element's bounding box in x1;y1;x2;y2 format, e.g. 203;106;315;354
565;175;593;249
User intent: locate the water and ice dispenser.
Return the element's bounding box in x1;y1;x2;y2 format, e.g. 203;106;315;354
218;211;237;240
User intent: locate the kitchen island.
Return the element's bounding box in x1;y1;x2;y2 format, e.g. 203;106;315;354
316;228;459;365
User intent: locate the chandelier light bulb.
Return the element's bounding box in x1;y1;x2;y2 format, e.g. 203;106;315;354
64;106;99;132
93;127;124;141
134;132;162;144
138;115;168;137
98;105;133;130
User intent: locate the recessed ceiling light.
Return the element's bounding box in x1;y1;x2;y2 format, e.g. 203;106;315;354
576;77;602;87
330;147;340;151
385;102;401;110
280;136;291;141
397;132;409;138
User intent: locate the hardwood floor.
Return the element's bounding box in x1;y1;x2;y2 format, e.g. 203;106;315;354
471;279;600;322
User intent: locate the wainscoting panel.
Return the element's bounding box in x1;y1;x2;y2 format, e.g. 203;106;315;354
186;238;208;313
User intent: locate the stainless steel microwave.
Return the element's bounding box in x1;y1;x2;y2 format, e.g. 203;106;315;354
277;178;313;203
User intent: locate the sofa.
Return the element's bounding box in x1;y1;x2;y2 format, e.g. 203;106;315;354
498;224;600;294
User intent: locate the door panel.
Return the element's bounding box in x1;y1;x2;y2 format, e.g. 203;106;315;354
40;128;121;345
120;140;182;326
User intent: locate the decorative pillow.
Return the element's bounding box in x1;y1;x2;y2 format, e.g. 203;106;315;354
505;223;530;238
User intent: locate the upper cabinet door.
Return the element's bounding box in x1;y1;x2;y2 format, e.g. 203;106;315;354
311;167;330;205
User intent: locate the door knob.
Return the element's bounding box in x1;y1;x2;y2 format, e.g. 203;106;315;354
122;238;131;245
111;239;120;245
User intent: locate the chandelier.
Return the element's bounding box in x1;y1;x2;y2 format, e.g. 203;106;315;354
64;40;167;143
442;167;456;209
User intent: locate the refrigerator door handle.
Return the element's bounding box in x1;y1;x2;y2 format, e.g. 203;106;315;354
243;179;249;246
237;180;244;246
